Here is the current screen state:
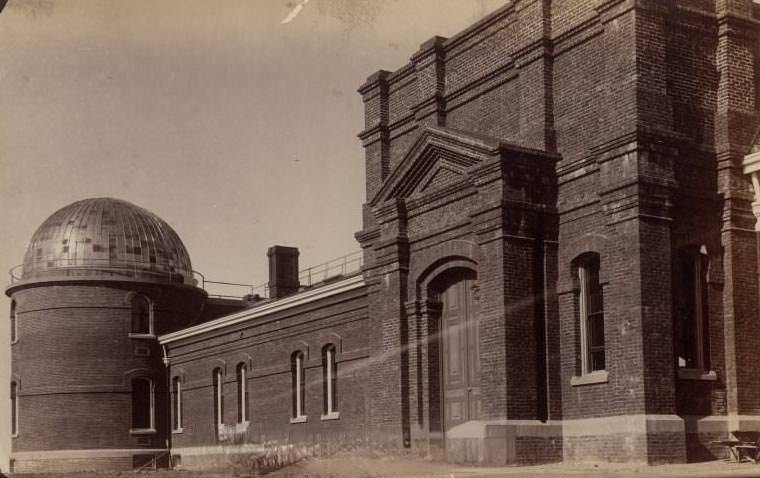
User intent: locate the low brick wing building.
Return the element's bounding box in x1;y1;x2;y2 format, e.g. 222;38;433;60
7;0;760;472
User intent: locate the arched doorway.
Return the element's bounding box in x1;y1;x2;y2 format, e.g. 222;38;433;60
430;268;480;435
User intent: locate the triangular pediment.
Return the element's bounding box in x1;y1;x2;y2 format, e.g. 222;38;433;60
371;126;502;205
419;165;464;192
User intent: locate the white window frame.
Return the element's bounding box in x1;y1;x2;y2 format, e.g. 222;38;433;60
11;381;18;438
578;265;591;375
10;300;18;345
691;248;707;371
172;376;183;433
130;377;156;434
213;368;224;434
571;256;608;387
290;352;307;423
237;363;248;424
129;295;155;339
322;345;339;420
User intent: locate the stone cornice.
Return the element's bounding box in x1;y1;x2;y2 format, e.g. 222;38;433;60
594;0;632;23
407;221;472;251
441;2;515;54
355;227;381;245
357;124;387;143
373;198;407;225
357;70;390;97
512;38;553;69
386;62;416;85
717;10;760;40
667;3;719;33
598;175;678;199
411;35;447;64
558;129;718;181
412;93;446;124
553;18;604;57
444;62;517;108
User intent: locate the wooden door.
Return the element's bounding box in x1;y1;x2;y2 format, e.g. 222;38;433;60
441;277;480;431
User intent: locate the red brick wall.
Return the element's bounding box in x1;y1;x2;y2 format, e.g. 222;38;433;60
9;281;204;456
165;284;368;452
356;0;760;465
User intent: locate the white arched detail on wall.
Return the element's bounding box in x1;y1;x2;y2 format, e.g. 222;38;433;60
743;152;760;231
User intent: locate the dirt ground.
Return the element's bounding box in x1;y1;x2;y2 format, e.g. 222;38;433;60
264;456;760;478
7;457;760;478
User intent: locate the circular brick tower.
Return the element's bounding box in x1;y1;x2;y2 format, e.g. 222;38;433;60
6;198;206;473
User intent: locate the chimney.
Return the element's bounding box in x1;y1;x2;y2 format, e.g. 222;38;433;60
267;246;299;299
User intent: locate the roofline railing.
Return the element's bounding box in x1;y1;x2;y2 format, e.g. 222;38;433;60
8;250;364;300
298;250;363;288
203;250;364;300
8;259;197;287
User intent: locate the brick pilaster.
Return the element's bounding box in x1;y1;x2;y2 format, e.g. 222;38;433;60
514;0;555;152
411;36;447;127
358;70;391;203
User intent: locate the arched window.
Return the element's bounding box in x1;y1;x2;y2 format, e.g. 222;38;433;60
322;344;338;418
212;368;223;438
675;245;710;371
130;295;153;336
131;377;154;431
576;253;605;374
171;376;182;432
11;381;18;437
10;300;17;344
291;351;306;421
236;363;248;423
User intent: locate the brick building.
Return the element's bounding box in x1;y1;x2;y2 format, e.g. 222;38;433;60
7;0;760;472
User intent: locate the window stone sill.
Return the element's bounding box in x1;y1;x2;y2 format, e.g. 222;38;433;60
130;428;157;435
172;428;184;434
321;412;340;421
289;415;308;424
570;370;609;387
128;333;156;340
677;368;717;381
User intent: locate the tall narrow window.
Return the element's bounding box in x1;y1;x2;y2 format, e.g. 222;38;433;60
172;376;182;432
213;368;223;437
11;381;18;437
130;295;152;336
322;345;338;417
236;363;248;423
131;378;154;431
578;254;605;374
675;246;710;370
291;351;305;420
10;300;17;344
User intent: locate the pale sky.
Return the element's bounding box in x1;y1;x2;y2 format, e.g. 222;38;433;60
0;0;505;468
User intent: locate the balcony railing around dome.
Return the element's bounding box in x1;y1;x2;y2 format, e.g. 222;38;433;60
9;250;364;299
8;258;199;287
198;250;364;300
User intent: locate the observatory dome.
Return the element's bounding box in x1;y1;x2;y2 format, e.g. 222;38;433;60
18;197;196;286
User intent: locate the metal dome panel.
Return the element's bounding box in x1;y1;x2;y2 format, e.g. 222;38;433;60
19;198;196;286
